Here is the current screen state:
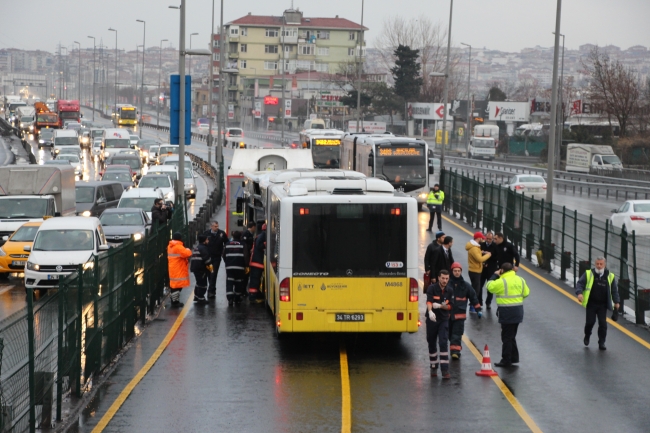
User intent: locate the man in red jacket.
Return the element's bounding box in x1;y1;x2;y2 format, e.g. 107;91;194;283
168;232;192;307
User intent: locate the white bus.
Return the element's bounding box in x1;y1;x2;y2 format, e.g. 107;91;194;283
261;172;420;336
297;129;345;169
341;133;431;209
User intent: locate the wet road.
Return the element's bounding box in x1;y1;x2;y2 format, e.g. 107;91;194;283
70;205;650;433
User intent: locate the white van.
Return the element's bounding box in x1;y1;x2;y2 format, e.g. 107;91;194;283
53;129;81;157
24;216;109;290
303;118;326;130
102;128;133;162
118;187;164;219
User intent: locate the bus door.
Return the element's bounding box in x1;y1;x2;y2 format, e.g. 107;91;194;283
226;174;245;235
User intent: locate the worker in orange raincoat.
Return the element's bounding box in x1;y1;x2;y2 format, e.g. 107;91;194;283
168;232;192;307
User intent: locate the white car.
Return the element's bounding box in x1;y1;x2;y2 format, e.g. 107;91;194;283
24;217;109;290
148;164;197;198
118;187;164;220
197;123;210;134
507;174;547;198
158;144;179;164
138;174;175;203
610;200;650;235
92;139;103;160
56;154;83;177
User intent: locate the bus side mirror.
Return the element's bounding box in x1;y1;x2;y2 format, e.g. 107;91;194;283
428;163;434;175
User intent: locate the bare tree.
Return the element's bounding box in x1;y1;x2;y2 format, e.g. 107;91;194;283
583;47;641;137
510;78;543;102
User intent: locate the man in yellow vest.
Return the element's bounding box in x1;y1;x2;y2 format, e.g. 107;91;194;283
486;262;530;367
426;184;445;232
575;257;620;350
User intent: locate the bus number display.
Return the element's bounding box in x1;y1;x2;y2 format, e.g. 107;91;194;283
313;139;341;146
378;147;423;157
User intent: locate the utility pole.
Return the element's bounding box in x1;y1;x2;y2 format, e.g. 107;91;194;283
355;0;364;133
547;0;562;205
136;20;146;138
217;0;224;193
281;18;286;141
461;43;471;152
74;41;81;102
440;0;453;171
208;0;215;165
109;28;118;118
158;39;168;128
88;36;96;120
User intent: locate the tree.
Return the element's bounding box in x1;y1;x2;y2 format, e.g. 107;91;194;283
368;82;403;127
486;83;507;101
583;47;641;137
340;90;372;109
391;45;422;102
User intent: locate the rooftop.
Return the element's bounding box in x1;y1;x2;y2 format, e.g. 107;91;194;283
229;13;367;31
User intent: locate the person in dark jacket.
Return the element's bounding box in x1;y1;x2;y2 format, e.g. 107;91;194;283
151;199;171;226
203;220;228;298
190;234;212;303
425;270;454;379
247;224;267;303
425;236;454;290
494;232;520;271
222;231;250;306
480;231;499;308
448;262;482;359
424;231;445;288
241;221;256;255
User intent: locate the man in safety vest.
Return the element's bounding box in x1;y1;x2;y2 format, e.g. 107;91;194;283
575;257;620;350
486;262;530;367
426;184;444;232
168;232;192;308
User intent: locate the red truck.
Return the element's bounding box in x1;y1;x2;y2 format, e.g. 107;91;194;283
56;100;81;128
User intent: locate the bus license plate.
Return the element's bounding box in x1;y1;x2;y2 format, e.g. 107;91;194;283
47;275;59;280
11;260;24;267
335;313;365;322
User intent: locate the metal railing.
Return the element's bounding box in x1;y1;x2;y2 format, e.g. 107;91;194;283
441;168;649;326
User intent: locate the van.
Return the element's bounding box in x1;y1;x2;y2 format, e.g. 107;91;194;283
118;187;164;219
303;118;326;130
102;128;133;162
24;216;110;290
158;144;179;164
75;181;124;217
53;129;80;157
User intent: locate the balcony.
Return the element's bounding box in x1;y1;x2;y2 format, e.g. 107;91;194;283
228;52;239;59
223;62;239;73
281;34;298;44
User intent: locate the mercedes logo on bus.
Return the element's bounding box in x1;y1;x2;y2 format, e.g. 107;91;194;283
346;269;353;276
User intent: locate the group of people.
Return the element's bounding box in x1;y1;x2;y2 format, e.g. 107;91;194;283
166;219;268;308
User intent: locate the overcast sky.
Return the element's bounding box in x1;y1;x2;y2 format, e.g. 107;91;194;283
1;0;649;53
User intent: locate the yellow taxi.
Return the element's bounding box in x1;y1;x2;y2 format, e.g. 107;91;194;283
0;222;42;275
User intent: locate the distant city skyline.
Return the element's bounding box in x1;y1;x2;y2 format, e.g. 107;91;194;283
0;0;648;53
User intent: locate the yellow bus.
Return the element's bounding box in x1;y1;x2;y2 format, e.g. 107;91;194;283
259;172;420;336
113;105;137;129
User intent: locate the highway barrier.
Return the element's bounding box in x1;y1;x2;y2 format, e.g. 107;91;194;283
441;168;649;325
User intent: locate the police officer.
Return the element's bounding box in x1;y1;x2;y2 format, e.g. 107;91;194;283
575;257;620;350
203;221;228;298
426;184;445;232
222;231;250;306
494;232;520;271
241;221;256;255
190;234;213;303
486;262;530;367
248;223;267;303
425;270;453;379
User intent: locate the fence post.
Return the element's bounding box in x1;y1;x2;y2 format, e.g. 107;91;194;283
588;214;593;264
632;231;644;325
26;289;36;433
75;266;83;397
56;285;64;421
573;209;578;288
604;216;609;260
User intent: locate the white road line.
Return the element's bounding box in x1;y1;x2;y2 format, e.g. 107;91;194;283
0;285;16;296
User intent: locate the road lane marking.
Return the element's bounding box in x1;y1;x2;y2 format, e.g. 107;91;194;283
0;285;15;296
463;335;543;433
442;215;650;350
91;294;193;433
339;343;352;433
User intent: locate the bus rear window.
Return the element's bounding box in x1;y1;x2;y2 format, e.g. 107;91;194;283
292;203;407;277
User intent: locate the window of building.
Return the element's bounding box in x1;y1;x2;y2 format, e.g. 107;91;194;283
348;48;355;56
240;44;247;53
300;45;314;55
230;26;239;36
213;39;220;48
265;45;279;54
349;32;356;40
284;45;293;53
317;30;330;40
265;28;279;37
264;61;278;70
240;60;247;69
317;47;329;56
282;29;298;37
241;27;247;36
213;53;220;61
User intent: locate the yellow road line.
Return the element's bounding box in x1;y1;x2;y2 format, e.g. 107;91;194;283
443;215;650;351
91;295;193;433
463;335;543;433
339;343;352;433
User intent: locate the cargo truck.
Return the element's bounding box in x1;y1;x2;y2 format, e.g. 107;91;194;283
16;105;36;135
0;166;76;244
565;144;623;173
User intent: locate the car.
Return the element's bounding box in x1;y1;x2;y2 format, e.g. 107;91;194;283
101;171;136;190
507;174;547;198
81;120;95;128
0;222;42;276
102;164;137;180
138;174;175;203
158;144;179;164
148;145;160;165
43;160;71;166
65;122;82;131
224;127;243;146
136;139;160;163
79;129;92;148
75;181;124;217
119;149;140;157
24;216;110;291
129;135;140;148
58;146;83;160
56;154;82;177
105;154;144;178
99;208;151;246
118;187;164;219
92;139;103;160
609;200;650;235
147;165;197;198
38;129;55;148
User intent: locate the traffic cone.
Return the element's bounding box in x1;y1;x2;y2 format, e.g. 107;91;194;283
475;344;499;377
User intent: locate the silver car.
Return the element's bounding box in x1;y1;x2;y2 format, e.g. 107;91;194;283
99;207;151;246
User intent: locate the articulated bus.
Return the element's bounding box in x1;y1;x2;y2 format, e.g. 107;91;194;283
341;133;432;209
113;104;138;129
297;129;345;169
258;172;420;336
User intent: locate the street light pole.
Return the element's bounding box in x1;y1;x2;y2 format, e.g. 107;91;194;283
208;0;216;165
440;0;453;171
355;0;365;133
109;28;118;120
547;0;562;205
217;0;224;185
158;39;168;128
189;33;198;76
553;32;565;171
460;42;471;152
74;41;81;102
136;20;146;138
169;3;186;201
88;37;96;120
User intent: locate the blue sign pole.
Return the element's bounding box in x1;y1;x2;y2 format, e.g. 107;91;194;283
169;74;191;145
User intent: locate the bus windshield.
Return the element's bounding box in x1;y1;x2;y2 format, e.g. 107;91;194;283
292;203;407;277
60;111;80;119
120;109;137;120
375;146;426;192
311;139;341;168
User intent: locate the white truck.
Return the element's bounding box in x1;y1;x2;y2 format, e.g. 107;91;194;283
16;105;36;135
467;125;498;160
565;144;623;173
0;165;76;243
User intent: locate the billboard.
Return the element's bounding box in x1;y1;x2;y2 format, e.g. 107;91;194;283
487;102;529;122
347;121;386;133
407;102;452;120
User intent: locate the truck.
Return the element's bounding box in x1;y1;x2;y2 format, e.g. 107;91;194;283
0;165;76;243
16;105;36;135
565;144;623;173
56;100;81;127
34;106;59;135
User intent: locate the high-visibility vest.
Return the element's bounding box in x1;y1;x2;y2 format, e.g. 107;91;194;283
581;270;615;308
486;271;529;307
168;240;192;288
427;190;444;205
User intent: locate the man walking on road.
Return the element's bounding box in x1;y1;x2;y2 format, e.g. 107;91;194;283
425;270;453;379
480;232;499;309
448;262;482;359
575;257;620;350
465;232;491;312
423;231;445;289
486;263;530;367
426;184;445;232
248;223;267;303
167;232;192;308
426;236;454;290
203;221;228;299
190;234;213;304
494;232;520;271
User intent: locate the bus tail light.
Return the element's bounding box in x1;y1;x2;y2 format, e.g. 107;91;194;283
390;208;401;215
409;278;419;302
280;278;291;302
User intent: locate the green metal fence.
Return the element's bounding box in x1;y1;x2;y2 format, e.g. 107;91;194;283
442;168;648;324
